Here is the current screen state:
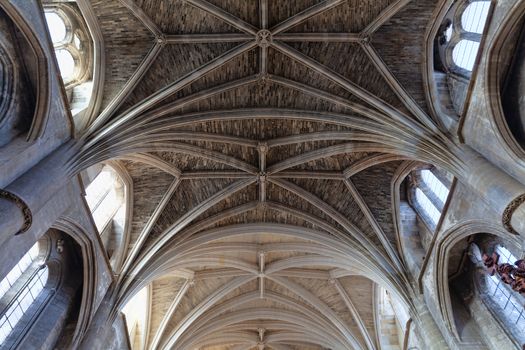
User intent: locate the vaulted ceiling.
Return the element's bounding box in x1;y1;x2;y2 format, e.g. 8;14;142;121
80;0;446;349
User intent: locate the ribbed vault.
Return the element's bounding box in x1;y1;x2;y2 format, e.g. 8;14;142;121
74;0;464;349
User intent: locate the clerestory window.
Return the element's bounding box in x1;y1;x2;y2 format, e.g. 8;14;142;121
410;168;452;230
437;0;492;75
84;166;125;233
44;10;78;84
0;242;48;345
43;2;94;119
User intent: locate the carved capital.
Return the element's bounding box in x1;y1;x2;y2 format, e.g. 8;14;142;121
502;193;525;234
0;189;32;235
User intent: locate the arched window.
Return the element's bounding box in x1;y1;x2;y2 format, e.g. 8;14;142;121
84;166;125;233
43;3;94;117
44;11;78;83
437;0;492;75
0;242;48;345
410;168;452;230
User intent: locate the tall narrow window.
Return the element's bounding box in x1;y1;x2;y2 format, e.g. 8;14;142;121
0;243;48;345
410;168;452;230
420;170;449;204
84;166;124;232
415;188;442;225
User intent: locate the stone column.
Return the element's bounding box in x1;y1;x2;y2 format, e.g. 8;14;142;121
77;283;129;350
460;146;525;236
411;296;451;350
0;141;76;245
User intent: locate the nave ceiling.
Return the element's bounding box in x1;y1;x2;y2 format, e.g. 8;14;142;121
79;0;450;349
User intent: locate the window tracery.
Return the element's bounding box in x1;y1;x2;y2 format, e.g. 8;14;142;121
0;242;48;345
42;2;94;118
44;7;89;85
437;0;491;75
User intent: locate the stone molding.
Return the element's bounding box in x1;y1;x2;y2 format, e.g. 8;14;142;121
502;193;525;234
0;189;32;235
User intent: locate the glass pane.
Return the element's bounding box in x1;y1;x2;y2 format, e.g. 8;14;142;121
415;188;441;225
85;169;115;210
44;12;66;43
85;167;124;232
421;170;450;203
55;50;75;80
495;245;516;264
462;1;490;34
453;40;480;71
0;242;39;300
0;266;48;346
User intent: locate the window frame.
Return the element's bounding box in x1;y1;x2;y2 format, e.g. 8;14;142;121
0;237;53;348
43;4;92;89
84;165;125;234
437;0;493;77
408;167;452;232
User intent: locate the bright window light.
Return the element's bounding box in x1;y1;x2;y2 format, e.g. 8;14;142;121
462;1;490;34
415;188;441;225
74;34;81;49
85;167;123;232
445;26;453;42
44;12;66;43
453;39;480;71
486;245;525;334
122;287;148;339
0;243;39;301
421;170;450;204
55;49;75;80
0;244;47;345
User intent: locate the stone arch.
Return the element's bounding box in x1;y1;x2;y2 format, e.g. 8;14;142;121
423;0;494;129
434;220;522;344
52;218;98;349
485;0;525;164
81;161;132;273
392;161;455;282
0;1;50;142
42;0;103;131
